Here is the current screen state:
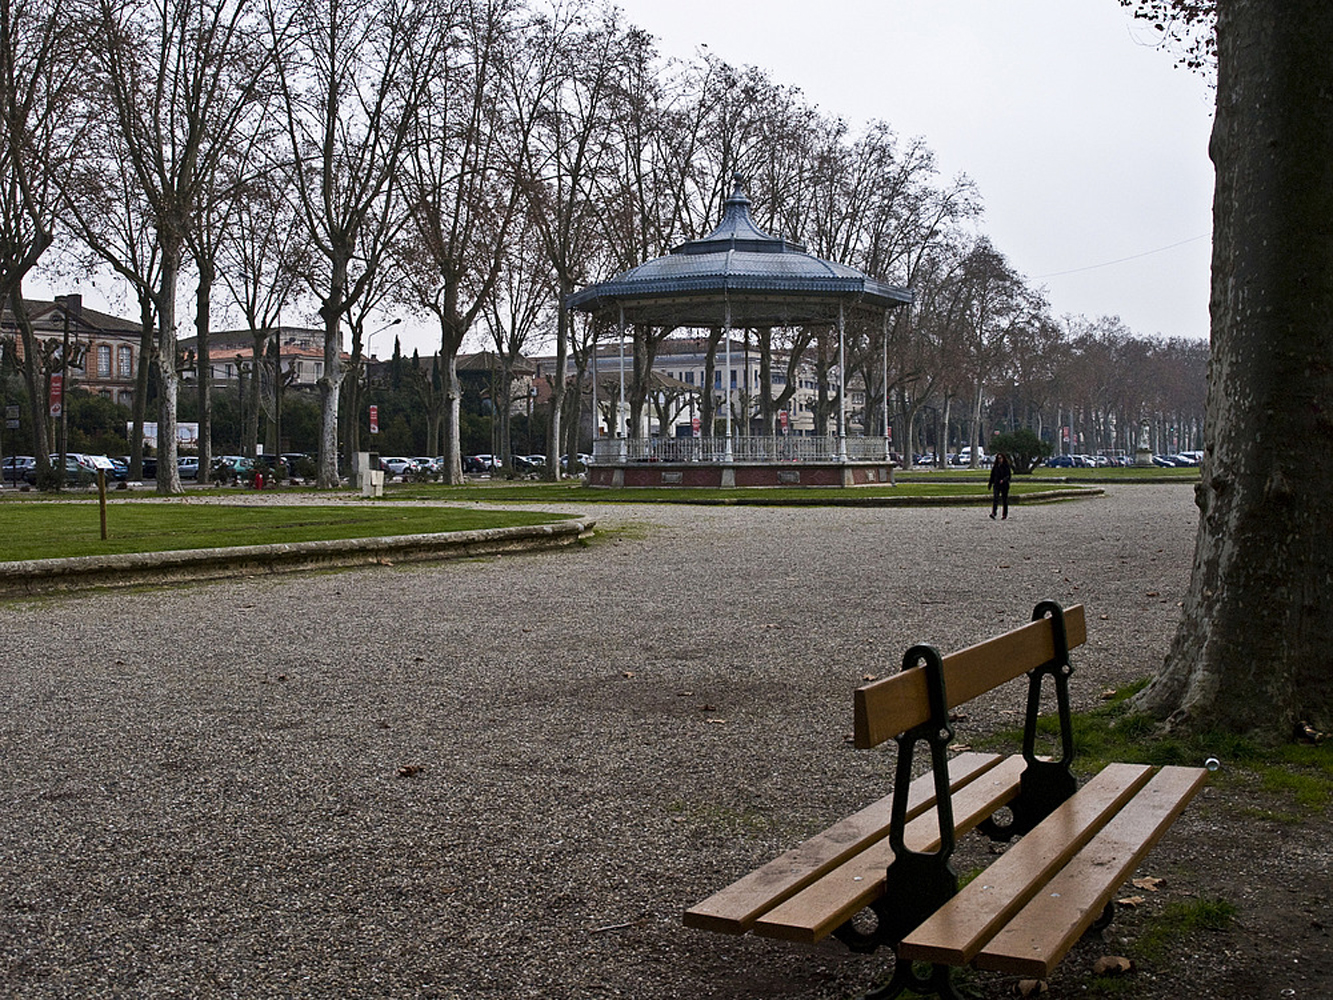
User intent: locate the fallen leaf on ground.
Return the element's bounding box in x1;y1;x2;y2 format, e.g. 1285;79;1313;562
862;674;878;682
1117;895;1146;908
1093;956;1134;975
1132;876;1164;892
705;718;727;725
622;671;635;678
950;744;972;753
397;764;424;778
1101;688;1117;699
1014;980;1047;996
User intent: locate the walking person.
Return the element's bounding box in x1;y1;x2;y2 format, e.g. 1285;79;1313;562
989;452;1012;520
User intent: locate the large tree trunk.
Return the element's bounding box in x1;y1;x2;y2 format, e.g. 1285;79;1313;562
544;289;570;480
195;265;213;483
155;247;183;495
128;295;154;481
9;293;51;473
1137;0;1333;738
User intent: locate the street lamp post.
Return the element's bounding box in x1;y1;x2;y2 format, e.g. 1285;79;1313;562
55;296;73;489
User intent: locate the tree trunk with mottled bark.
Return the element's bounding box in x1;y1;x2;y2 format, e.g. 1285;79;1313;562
1138;0;1333;738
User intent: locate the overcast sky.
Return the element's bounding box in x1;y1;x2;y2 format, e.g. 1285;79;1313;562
38;0;1214;354
615;0;1216;343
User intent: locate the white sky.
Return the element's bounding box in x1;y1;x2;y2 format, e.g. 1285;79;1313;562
615;0;1216;343
34;0;1215;354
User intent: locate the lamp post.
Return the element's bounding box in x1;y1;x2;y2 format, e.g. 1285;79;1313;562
357;318;400;464
364;317;402;360
54;296;73;488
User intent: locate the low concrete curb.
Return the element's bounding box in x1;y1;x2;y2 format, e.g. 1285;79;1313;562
620;487;1103;507
0;517;596;600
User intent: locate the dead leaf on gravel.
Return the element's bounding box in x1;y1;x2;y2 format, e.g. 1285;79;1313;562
677;691;693;697
1093;956;1134;975
1146;590;1159;597
862;674;878;682
1117;895;1146;908
705;718;727;725
397;764;424;778
948;711;969;722
1101;688;1117;700
1014;980;1047;996
950;744;972;753
622;671;635;679
1132;876;1164;892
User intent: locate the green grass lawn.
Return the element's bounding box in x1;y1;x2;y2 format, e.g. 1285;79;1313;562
0;502;571;562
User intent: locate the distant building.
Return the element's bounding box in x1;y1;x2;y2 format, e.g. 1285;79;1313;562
0;295;141;409
533;335;854;438
179;327;340;387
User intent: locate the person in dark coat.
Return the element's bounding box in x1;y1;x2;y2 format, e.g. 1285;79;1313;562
988;452;1012;520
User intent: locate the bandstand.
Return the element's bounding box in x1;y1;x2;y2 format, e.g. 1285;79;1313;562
568;177;912;488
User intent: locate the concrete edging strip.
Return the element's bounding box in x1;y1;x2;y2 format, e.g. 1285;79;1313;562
0;517;596;599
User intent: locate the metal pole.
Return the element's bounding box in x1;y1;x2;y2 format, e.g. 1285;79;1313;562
882;310;890;460
617;304;626;438
837;301;848;463
723;301;733;462
58;297;71;488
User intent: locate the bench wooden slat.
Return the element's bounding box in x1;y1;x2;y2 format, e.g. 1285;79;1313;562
974;765;1209;977
683;752;1004;935
751;753;1028;943
897;762;1154;966
854;604;1087;749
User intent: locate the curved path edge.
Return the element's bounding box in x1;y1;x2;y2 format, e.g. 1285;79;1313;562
0;517;596;600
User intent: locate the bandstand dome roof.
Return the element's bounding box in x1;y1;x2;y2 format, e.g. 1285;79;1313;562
567;176;913;328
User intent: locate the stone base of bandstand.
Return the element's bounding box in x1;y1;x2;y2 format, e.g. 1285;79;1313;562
588;461;896;488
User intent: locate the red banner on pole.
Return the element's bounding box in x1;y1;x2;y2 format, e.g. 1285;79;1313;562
369;404;379;435
48;374;63;418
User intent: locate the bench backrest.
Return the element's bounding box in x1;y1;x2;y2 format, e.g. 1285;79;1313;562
853;604;1087;749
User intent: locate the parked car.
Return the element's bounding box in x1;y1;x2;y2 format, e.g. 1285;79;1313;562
24;453;100;485
212;455;254;480
3;455;35;485
412;456;440;475
511;454;542;473
1045;454;1075;468
380;456;414;477
117;455;157;478
177;456;200;480
464;454;497;473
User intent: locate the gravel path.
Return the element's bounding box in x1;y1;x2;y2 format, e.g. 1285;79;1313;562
0;485;1201;999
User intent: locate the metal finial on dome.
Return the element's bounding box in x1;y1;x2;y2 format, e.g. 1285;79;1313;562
727;172;750;206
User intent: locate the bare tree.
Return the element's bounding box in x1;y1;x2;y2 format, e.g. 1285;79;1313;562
0;0;90;481
399;0;524;483
218;164;304;458
483;200;555;470
508;1;630;478
267;0;439;488
88;0;272;493
61;137;163;480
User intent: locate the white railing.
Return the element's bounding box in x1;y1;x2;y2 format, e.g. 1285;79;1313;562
592;435;895;464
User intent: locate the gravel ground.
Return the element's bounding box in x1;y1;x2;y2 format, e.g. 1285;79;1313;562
0;485;1233;998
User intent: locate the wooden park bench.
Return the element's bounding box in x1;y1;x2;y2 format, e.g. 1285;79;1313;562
684;600;1208;999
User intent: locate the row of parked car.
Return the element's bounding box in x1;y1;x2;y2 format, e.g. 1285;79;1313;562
1044;451;1202;468
2;452;131;486
379;454;557;477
